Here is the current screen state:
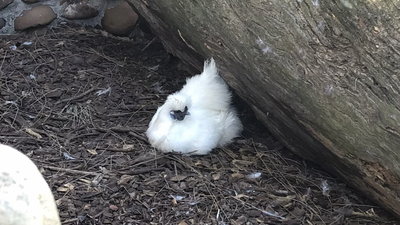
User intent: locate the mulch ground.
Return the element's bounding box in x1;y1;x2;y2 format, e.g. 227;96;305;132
0;26;398;225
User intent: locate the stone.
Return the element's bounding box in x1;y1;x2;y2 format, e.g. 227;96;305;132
14;5;57;31
101;1;138;36
62;1;99;20
0;18;5;30
0;0;13;10
0;144;61;225
22;0;39;3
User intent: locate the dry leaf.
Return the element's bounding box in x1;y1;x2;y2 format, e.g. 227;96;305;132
256;218;265;223
172;198;178;206
268;194;296;207
24;128;42;139
83;204;91;210
212;173;221;181
55;198;62;206
109;205;119;211
26;150;34;157
178;221;188;225
170;175;187;181
91;174;104;185
78;178;91;184
221;148;239;158
232;215;247;225
142;190;156;197
118;175;135;185
123;144;134;151
234;194;248;199
87;149;97;155
232;160;253;166
231;173;245;179
57;183;74;192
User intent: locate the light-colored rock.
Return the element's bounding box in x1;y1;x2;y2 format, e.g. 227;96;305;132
0;144;60;225
0;0;13;10
62;1;98;20
101;1;138;36
14;5;57;31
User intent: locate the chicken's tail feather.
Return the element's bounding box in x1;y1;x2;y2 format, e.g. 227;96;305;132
202;57;219;78
218;109;243;147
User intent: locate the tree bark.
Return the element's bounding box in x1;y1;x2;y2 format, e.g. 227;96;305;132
127;0;400;218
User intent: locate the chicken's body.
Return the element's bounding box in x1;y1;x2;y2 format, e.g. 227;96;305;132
146;58;242;155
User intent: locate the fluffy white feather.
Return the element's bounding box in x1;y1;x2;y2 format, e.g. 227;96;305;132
146;58;243;155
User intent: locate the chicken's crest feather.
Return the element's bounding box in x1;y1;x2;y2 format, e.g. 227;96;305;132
165;92;191;112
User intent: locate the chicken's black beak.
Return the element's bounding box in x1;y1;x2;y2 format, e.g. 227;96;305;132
170;106;190;121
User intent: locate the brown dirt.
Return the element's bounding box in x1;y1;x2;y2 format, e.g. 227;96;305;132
0;26;398;225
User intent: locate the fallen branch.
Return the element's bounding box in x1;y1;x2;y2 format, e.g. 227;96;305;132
128;131;149;143
41;165;100;176
119;167;165;175
56;87;99;105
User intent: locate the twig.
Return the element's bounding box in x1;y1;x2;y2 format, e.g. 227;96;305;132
94;127;148;143
120;155;165;170
104;147;135;152
166;155;205;178
66;132;99;143
128;131;149;143
36;34;58;77
56;87;99;104
141;37;156;51
61;218;79;224
231;196;286;220
62;210;103;224
41;165;99;176
119;167;165;175
0;50;6;72
110;126;133;132
107;112;133;117
88;48;126;67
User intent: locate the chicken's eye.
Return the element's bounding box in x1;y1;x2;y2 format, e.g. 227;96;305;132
170;111;177;120
170;107;189;121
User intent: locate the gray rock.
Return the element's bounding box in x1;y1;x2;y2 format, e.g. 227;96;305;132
22;0;39;3
101;1;138;36
14;5;57;31
0;18;5;29
0;0;13;10
63;1;99;20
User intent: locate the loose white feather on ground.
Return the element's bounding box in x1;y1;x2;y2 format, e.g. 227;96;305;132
146;58;243;155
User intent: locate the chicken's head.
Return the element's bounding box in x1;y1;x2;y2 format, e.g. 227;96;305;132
165;93;191;121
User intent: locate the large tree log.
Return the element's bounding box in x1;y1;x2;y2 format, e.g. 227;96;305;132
127;0;400;218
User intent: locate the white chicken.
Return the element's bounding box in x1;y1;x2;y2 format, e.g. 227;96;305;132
146;58;243;155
